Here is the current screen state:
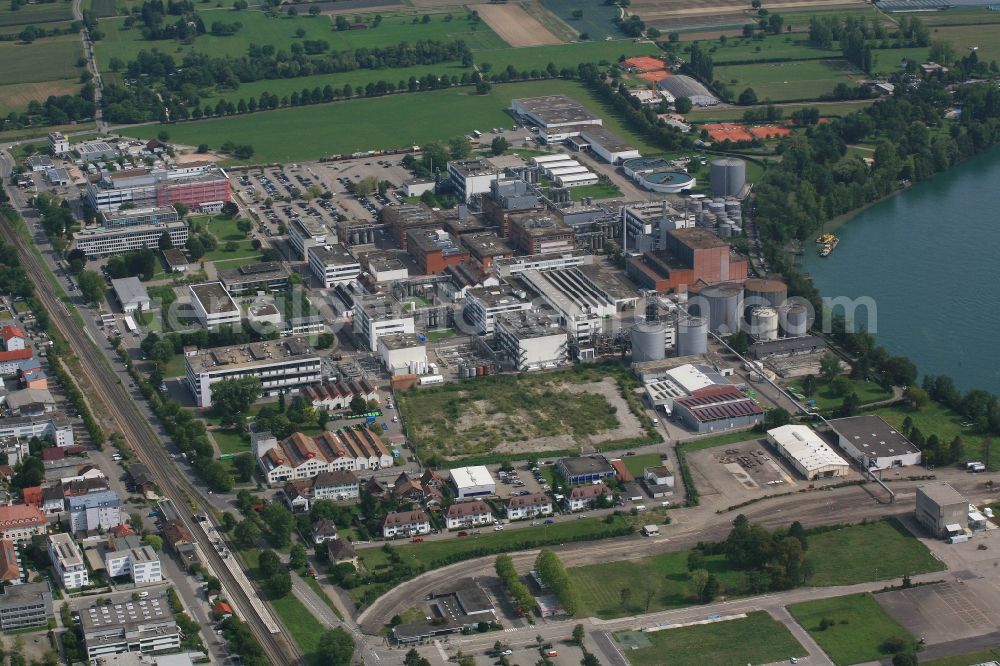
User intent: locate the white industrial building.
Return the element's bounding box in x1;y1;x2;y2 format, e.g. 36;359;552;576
915;483;968;538
643;363;729;413
354;295;415;350
578;126;642;164
80;591;180;662
546;165;591;179
766;425;850;480
450;466;496;499
829;415;922;470
74;221;188;259
48;131;69;155
512;95;601;129
189;282;241;329
464;284;533;334
495;313;568;372
185;338;321;408
555;172;599;188
308;244;361;288
110;277;150;314
377;333;428;375
447;158;497;203
289;217;327;260
48;534;88;590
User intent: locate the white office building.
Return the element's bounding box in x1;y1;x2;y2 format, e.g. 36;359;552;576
104;537;162;585
81;592;180;662
289;217;327;260
495;313;568;372
447;159;497;203
189;283;241;329
450;466;496;499
354;296;415;350
185;338;321;408
308;244;361;288
48;534;88;590
48;132;69;155
73;221;188;259
464;284;534;335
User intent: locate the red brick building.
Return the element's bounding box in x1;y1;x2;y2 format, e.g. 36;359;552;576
406;229;470;275
626;227;748;293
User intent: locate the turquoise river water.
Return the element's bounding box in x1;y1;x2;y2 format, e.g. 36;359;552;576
801;147;1000;395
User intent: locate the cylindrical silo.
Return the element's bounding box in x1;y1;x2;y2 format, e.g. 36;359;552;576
631;321;667;363
677;315;708;356
710;158;747;198
743;277;788;321
695;282;743;335
748;306;779;341
780;303;809;337
717;224;732;238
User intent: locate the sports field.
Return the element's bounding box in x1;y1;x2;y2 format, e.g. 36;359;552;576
618;611;807;666
121;79;658;161
788;593;916;666
714;59;864;102
0;0;74;26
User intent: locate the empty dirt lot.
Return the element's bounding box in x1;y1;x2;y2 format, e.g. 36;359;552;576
476;2;563;46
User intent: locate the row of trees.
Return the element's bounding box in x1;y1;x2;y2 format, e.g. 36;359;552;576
495;554;536;617
534;549;579;616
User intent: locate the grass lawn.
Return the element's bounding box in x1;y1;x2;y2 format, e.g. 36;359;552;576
477;39;657;75
619;611;807;666
621;453;661;477
685;99;876;123
0;121;95;144
206;215;248;242
714;59;865;103
203;245;261;263
211;428;249;456
679;429;762;452
396;362;639;459
787;377;891;412
160;353;188;379
703;34;833;64
806;520;944;586
788;593;916;666
876;401;998;470
570;519;941;620
570;181;622;201
424;329;454;342
121;79;659;162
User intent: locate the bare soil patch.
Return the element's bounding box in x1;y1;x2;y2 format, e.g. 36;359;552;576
477;3;562;46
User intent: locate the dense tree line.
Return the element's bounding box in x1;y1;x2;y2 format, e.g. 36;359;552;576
495;554;536;616
535;549;578;615
697;516;810;593
1;90;96;132
125;0;208;41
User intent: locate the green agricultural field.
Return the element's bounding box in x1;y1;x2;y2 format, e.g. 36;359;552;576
771;5;888;30
0;80;82;116
0;0;74;27
539;0;623;40
684;99;875;122
788;593;916;666
934;23;1000;64
714;59;865;102
0;33;82;84
806;520;944;586
876;401;998;470
620;611;807;666
916;8;1000;25
95;9;504;74
121;79;658;162
920;647;1000;666
703;34;834;64
476;39;657;74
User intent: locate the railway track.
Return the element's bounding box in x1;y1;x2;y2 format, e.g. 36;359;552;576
0;212;300;665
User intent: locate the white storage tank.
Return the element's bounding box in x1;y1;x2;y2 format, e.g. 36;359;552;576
780;303;809;337
748;306;779;341
692;282;743;335
631;321;667;363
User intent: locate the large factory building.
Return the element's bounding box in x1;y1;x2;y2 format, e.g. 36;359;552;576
766;425;850;480
828;415;922;470
626;228;748;293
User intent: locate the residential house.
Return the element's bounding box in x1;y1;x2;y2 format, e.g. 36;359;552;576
311;519;339;544
506;493;553;521
0;539;20;583
313;470;360;502
65;484;122;533
256;430;393;485
444;501;493;530
0;505;47;542
127;464;156;496
364;477;388;498
565;483;611;512
21;487;42;508
1;326;25;352
282;480;313;513
327;538;358;568
48;533;88;589
41;486;64;515
382;510;431;538
103;535;162;584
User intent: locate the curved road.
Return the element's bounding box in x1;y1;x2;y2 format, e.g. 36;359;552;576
0;153;299;664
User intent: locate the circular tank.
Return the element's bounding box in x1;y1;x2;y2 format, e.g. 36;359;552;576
748;306;779;342
631;321;667;363
780;303;809;337
695;283;743;335
710;158;747;198
677;315;708;356
743;278;788;321
717;224;732;238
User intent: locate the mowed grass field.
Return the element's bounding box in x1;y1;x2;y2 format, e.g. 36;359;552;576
0;0;74;27
122;79;659;161
703;34;834;64
570;520;941;619
684;99;876;122
788;593;916;666
876;401;999;470
0;33;83;114
539;0;623;40
620;611;807;666
714;59;864;102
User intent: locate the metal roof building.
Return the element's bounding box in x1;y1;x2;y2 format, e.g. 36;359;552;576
766;424;850;480
110;277;150;314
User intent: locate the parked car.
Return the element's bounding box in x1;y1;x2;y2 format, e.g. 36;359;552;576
456;531;468;537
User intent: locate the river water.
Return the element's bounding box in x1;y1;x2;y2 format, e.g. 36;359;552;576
802;148;1000;395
